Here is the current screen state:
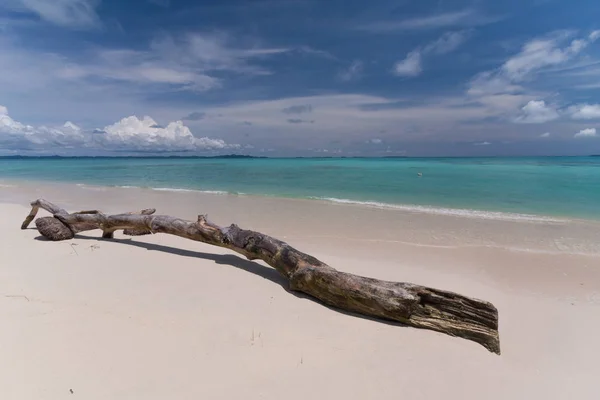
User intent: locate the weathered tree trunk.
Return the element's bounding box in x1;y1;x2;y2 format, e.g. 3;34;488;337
21;199;500;354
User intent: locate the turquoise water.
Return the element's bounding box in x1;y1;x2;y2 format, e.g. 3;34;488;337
0;157;599;220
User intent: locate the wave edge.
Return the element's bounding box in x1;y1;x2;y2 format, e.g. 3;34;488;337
310;197;567;223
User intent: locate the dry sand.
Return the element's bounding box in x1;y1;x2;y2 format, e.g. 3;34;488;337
1;181;600;399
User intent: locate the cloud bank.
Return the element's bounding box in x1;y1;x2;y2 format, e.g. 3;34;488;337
0;105;237;153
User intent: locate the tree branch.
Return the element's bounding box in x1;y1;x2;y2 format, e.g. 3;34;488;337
21;199;500;354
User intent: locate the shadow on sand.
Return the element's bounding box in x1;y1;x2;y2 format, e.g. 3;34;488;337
34;232;408;329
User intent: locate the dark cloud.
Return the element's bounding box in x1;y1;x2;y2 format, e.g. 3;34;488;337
282;104;313;114
367;138;383;144
287;119;314;124
358;101;415;111
182;112;206;121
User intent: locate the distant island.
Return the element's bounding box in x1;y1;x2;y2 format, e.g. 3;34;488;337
0;154;268;160
1;154;598;160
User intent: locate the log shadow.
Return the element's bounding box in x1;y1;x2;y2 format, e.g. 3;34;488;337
62;234;288;287
44;233;408;329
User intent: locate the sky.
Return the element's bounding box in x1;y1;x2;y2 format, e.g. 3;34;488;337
1;0;600;156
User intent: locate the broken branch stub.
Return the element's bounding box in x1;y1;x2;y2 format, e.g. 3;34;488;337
21;199;500;354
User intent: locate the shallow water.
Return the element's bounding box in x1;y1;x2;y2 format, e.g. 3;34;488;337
0;156;598;220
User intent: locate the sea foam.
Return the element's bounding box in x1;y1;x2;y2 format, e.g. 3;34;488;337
151;187;229;195
311;197;567;223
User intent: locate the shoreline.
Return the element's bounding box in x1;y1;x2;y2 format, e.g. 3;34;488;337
2;178;600;257
1;177;595;224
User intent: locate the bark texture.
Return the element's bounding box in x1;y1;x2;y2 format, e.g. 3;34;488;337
21;199;500;354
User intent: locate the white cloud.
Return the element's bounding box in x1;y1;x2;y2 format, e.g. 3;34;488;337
540;132;550;138
0;105;86;148
393;31;468;78
423;31;470;55
513;100;559;123
474;141;492;146
359;9;497;32
98;116;239;151
0;105;237;152
467;71;523;96
469;31;599;96
568;104;600;120
502;36;590;80
368;138;383;144
100;116;191;150
339;60;363;81
14;0;100;29
0;108;30;134
574;128;597;138
394;51;422;77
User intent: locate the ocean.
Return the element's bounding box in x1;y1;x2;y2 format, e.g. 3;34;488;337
0;156;598;220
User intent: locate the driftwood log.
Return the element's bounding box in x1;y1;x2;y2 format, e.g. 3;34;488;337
21;199;500;354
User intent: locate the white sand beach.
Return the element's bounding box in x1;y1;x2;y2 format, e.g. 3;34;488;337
2;181;600;399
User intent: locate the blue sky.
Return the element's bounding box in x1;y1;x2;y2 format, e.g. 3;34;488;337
1;0;600;156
